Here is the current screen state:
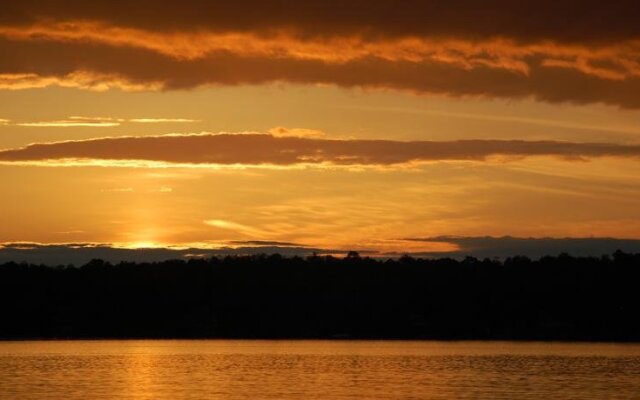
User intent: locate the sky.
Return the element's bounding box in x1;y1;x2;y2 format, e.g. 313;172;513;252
1;1;640;262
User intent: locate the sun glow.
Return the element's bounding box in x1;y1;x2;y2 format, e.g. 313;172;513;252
124;241;162;249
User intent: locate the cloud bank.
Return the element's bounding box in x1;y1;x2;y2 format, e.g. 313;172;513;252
0;1;639;106
0;242;342;266
2;236;640;265
0;133;639;167
401;236;640;259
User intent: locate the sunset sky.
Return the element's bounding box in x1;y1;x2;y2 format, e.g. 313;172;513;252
2;1;640;262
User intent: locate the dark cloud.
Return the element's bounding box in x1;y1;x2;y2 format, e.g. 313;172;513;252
3;1;640;43
400;236;640;259
1;37;639;107
0;243;344;266
2;237;639;265
1;133;639;166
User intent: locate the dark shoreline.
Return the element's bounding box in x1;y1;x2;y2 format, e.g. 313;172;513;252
2;252;640;342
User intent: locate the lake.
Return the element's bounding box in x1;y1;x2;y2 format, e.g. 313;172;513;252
0;340;639;399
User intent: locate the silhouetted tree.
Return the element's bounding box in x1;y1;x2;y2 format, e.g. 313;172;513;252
0;252;639;341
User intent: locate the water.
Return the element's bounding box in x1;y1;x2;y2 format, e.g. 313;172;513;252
0;340;639;399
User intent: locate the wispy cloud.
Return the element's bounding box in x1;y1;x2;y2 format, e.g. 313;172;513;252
0;132;639;168
203;219;268;237
1;116;198;127
16;120;121;127
68;116;125;122
268;127;326;138
228;240;306;247
0;72;162;91
101;188;134;193
130;118;199;123
340;105;640;137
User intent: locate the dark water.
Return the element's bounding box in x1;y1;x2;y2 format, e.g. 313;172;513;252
0;340;639;399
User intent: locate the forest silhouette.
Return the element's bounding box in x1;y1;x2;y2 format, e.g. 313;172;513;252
1;251;639;341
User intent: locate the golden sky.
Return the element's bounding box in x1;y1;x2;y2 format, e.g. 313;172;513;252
1;1;640;258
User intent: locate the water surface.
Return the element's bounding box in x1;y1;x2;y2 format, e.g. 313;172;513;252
1;340;639;399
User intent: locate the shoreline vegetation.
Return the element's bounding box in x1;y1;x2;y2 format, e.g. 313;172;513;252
1;252;639;342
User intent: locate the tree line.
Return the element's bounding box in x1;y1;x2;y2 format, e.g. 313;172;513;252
1;251;639;341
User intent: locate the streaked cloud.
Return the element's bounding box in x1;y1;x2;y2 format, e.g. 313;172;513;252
398;236;640;259
69;116;125;122
341;105;640;137
0;132;639;168
129;118;199;123
16;120;121;127
268;127;326;139
203;219;268;237
0;72;161;91
228;240;307;247
54;230;85;235
1;116;198;128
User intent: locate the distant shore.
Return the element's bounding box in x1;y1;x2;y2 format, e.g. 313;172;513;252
2;252;639;342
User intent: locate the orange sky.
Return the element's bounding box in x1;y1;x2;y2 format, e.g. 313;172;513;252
1;1;640;256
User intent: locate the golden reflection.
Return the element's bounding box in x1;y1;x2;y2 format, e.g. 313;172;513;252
121;343;163;400
2;340;640;399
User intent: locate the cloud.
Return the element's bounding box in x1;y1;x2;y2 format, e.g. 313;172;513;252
203;219;268;237
2;236;639;265
129;118;199;123
68;116;124;122
399;236;640;259
4;20;634;75
0;37;638;107
0;3;639;106
0;242;343;266
3;1;640;43
16;120;121;127
0;116;198;127
0;133;639;168
228;240;306;247
0;72;161;91
268;127;326;139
